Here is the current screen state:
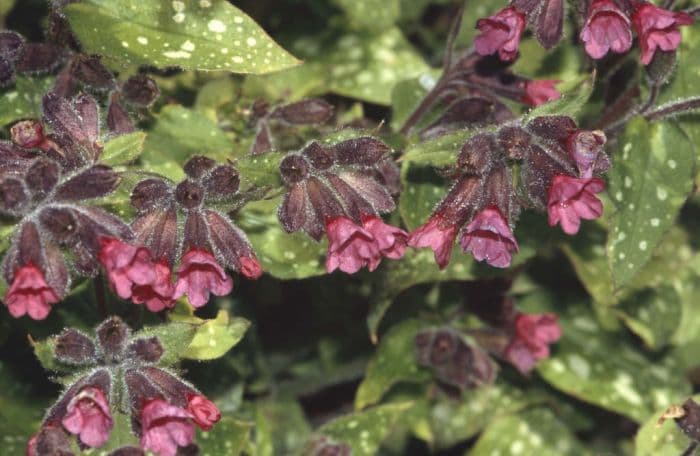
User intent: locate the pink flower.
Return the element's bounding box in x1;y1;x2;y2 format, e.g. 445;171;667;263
61;386;113;448
361;215;408;261
460;207;518;268
98;238;156;300
474;6;526;61
632;2;693;65
26;434;37;456
186;394;221;431
131;259;175;312
325;216;380;274
521;80;561;106
407;215;457;270
579;0;633;59
239;256;263;279
140;399;195;456
504;313;561;374
566;130;607;178
547;175;605;235
4;263;60;320
173;249;233;307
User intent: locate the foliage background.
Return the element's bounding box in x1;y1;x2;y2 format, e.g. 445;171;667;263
1;0;700;454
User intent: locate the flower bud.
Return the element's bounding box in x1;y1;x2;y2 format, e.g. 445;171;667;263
457;133;498;175
96;316;131;362
497;126;530;160
302;141;334;170
54;328;96;365
130;179;171;211
174;181;204;209
0;177;28;213
269;98;334;125
73;55;116;91
127;337;164;364
10;120;45;149
333;137;389;166
183;156;217;180
279;154;309;184
25;157;60;194
203;165;239;197
122;74;160;107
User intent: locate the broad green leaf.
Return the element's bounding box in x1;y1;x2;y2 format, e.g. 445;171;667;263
197;416;252;455
398;162;446;230
317;402;413;456
430;385;532;448
0;76;54;126
255;398;312;455
524;73;594;120
321;28;430;105
175;310;250;360
0;0;15;17
355;319;429;409
141;105;235;181
635;395;699;456
0;361;49;452
195;76;239;121
101;131;146;166
239;198;326;280
616;286;682;350
134;321;198;366
98;412;139;453
607;117;695;287
64;0;299;73
470;408;588;456
390;76;432;133
333;0;400;30
537;295;690;422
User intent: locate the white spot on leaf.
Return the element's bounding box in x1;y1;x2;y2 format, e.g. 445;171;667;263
208;19;227;33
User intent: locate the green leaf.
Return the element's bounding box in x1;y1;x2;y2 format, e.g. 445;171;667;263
0;0;16;17
101;131;146;166
398;162;446;230
389;77;432;133
134;321;198;366
0;361;49;452
141;105;235;181
470;408;588;456
176;310;250;361
635;396;698;456
430;384;532;448
607;117;695;288
236;153;283;188
524;73;594;120
355;319;429;410
197;416;252;455
254;399;312;455
616;286;682;350
239;198;326;280
98;411;139;453
321;28;430;105
0;76;54;126
333;0;400;30
402;130;473;168
537;295;690;422
64;0;299;73
316;402;413;456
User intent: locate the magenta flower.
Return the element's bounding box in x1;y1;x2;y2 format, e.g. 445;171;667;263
361;215;408;261
547;175;605;235
566;130;607;178
474;6;526;61
61;386;113;448
4;262;59;320
504;313;562;374
580;0;633;59
186;394;221;431
521;80;561;106
632;2;693;65
460;207;518;268
173;249;233;307
408;215;457;270
325;216;380;274
140;399;195;456
131;259;175;312
98;238;155;300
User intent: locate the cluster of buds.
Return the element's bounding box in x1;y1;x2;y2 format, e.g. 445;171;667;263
99;155;262;310
277;137;406;274
27;317;221;456
0;30;65;87
249;98;334;155
465;279;562;374
408;115;609;269
414;327;497;390
476;1;693;66
1;92;131;320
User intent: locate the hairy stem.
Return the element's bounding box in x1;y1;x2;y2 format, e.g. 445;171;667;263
644;97;700;121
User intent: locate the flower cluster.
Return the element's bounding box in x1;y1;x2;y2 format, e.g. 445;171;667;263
580;0;693;65
465;278;563;374
278;137;407;274
100;155;262;310
1;92;131;320
415;327;497;390
27;317;221;456
409;116;609;269
0;30;65;87
477;1;693;66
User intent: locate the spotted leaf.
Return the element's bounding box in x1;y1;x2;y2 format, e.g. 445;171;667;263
63;0;299;73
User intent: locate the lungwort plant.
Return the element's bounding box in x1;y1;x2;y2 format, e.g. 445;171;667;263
1;0;700;455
